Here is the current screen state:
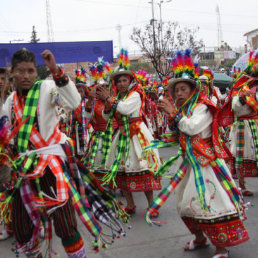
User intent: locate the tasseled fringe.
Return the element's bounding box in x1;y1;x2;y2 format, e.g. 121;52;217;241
0;195;12;224
143;207;166;227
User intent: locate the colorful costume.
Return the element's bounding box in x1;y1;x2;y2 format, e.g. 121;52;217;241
227;51;258;181
103;83;161;192
81;60;118;185
83;97;118;182
144;49;249;250
1;70;128;257
68;67;91;156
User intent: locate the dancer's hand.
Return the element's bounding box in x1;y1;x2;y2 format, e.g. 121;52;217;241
41;50;59;74
158;98;175;116
96;84;110;101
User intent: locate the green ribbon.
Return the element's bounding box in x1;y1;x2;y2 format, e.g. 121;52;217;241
17;81;42;153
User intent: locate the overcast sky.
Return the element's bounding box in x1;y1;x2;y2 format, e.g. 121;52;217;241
0;0;257;55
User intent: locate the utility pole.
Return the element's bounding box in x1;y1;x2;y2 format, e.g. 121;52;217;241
216;5;223;49
149;0;156;57
116;24;122;51
157;0;172;49
46;0;54;42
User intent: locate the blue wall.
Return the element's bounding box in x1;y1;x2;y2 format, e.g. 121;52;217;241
0;41;113;67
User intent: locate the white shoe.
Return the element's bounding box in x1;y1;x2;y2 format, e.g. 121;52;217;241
0;229;12;240
213;251;229;258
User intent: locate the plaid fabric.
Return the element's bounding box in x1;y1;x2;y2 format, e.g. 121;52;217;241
235;120;245;182
13;92;68;207
85;131;105;169
249;119;258;168
211;159;242;216
102;92;130;186
63;170;102;239
101;109;116;166
20;180;41;245
245;96;258;112
185;136;209;212
102;121;129;186
145;159;188;225
17;81;42;153
75;156;129;224
62;143;129;246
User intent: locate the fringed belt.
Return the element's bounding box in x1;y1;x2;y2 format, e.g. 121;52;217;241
92;121;118;132
92;123;108;132
117;117;143;127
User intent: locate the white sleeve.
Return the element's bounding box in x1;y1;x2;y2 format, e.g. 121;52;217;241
2;93;14;123
177;104;213;136
54;78;81;112
116;92;141;116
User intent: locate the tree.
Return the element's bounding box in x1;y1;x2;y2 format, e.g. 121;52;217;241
30;25;40;43
130;22;204;80
130;62;155;74
218;42;232;51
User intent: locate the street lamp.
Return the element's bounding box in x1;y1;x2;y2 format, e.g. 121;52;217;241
157;0;172;45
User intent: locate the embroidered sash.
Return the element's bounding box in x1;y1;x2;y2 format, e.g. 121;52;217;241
13;92;68;208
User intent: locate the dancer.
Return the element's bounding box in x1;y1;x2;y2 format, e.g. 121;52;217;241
146;49;249;258
96;49;161;215
1;48;128;257
82;60;117;184
227;51;258;195
0;67;13;240
68;67;91;156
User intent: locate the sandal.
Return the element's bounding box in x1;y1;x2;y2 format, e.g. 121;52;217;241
184;237;209;251
213;251;229;258
125;205;136;215
242;190;254;196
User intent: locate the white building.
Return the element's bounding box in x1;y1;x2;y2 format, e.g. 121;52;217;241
244;28;258;50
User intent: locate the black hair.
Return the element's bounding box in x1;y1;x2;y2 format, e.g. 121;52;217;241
220;88;226;94
0;67;6;74
171;80;195;98
11;48;36;70
114;73;133;85
174;81;195;91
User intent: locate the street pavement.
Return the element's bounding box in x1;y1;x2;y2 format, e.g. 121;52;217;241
0;147;258;258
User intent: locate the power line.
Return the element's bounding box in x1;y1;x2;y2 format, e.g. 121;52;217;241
73;0;258;18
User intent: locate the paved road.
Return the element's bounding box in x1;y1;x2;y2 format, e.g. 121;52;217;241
0;147;258;258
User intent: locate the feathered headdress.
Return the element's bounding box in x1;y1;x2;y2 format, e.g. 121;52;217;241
244;51;258;77
89;57;113;84
136;69;151;87
171;49;199;79
118;48;130;70
168;49;199;96
110;49;134;80
233;66;241;79
75;66;87;85
203;69;214;82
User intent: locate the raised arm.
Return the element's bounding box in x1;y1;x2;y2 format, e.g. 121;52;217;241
41;49;81;112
